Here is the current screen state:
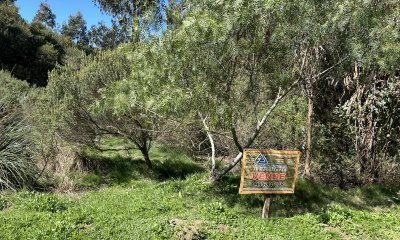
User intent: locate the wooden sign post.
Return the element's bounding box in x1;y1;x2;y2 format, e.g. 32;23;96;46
262;195;271;219
239;149;300;219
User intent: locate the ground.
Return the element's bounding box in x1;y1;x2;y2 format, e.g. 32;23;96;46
1;141;399;239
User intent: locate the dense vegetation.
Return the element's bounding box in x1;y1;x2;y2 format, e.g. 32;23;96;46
0;0;399;239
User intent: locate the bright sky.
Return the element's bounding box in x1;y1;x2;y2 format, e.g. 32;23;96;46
15;0;113;27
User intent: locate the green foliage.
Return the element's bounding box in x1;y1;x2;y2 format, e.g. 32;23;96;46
310;0;400;183
0;71;29;105
0;103;36;190
319;204;353;227
0;72;37;190
61;11;90;52
0;195;10;210
88;20;128;49
259;94;307;149
0;2;74;86
76;144;205;188
70;172;104;190
16;191;71;213
2;0;165;82
92;0;163;41
43;47;166;167
45;50;130;145
33;2;56;29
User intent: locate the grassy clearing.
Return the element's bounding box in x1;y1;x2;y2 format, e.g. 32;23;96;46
1;143;399;240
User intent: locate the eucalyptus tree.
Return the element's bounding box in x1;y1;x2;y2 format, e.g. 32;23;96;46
61;12;90;51
89;20;129;49
33;2;56;29
92;0;163;42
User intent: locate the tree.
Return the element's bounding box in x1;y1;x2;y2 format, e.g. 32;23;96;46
92;0;163;42
165;0;186;28
61;11;90;51
45;49;163;168
337;2;399;183
33;2;56;29
148;0;358;182
0;2;70;86
156;0;303;180
0;0;15;4
89;20;129;49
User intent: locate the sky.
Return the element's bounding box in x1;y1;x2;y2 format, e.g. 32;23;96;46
15;0;113;28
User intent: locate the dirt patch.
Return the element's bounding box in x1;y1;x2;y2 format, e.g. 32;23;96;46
169;218;206;240
217;224;230;232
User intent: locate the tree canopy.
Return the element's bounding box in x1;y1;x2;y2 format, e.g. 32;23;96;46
33;2;56;29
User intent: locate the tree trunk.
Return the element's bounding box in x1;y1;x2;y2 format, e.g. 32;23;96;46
140;147;152;169
200;114;216;172
304;96;313;178
209;152;243;183
358;110;377;184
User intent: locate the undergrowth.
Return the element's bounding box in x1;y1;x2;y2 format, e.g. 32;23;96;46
1;142;399;239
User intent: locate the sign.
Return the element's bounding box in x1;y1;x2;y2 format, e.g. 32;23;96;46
239;149;300;194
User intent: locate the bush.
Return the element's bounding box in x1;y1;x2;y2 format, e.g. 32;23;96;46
0;70;29;105
319;204;353;226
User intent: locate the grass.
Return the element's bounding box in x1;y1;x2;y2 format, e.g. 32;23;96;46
1;141;400;239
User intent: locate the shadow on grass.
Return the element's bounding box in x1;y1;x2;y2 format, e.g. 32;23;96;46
73;150;205;189
206;174;400;217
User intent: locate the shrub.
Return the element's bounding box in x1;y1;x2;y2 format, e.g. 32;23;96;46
319;204;353;226
0;70;29;105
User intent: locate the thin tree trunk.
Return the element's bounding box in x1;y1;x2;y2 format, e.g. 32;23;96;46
200;114;216;172
140;147;152;169
304;96;313;178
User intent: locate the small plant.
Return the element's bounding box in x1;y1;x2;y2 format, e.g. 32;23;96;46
0;195;10;210
319;204;353;226
17;191;71;213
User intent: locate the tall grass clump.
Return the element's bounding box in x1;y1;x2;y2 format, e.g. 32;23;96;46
0;71;37;190
0;101;37;190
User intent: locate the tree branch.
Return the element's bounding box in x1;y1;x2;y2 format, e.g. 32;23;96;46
210;57;349;181
199;112;216;172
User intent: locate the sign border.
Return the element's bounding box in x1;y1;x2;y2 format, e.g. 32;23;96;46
239;149;301;194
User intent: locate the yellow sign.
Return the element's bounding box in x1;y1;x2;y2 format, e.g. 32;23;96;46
239;149;300;194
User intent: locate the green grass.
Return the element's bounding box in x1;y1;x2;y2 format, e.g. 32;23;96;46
72;141;205;190
1;142;400;239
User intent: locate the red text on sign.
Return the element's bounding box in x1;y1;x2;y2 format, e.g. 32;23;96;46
252;172;286;180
